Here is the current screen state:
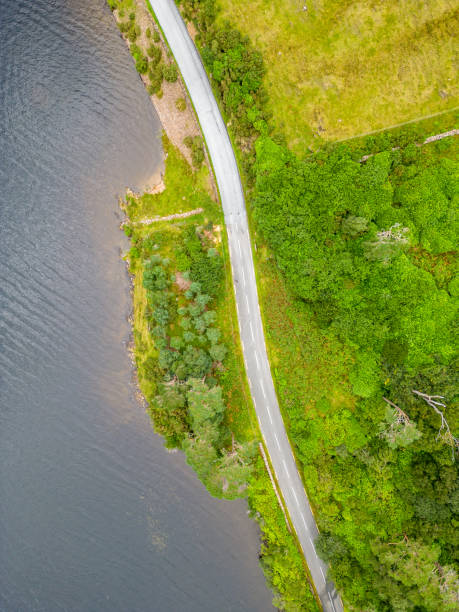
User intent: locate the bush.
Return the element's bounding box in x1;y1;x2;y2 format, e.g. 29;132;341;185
147;44;162;65
163;63;178;83
153;30;160;42
128;26;138;42
148;63;164;93
175;97;187;111
184;135;205;167
129;43;142;60
135;56;148;74
146;27;151;38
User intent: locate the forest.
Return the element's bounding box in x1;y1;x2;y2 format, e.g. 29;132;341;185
253;136;458;610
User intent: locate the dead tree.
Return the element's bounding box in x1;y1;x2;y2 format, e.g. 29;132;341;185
383;397;411;425
380;397;420;448
412;390;459;460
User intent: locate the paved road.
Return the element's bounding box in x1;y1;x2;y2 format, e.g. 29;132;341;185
149;2;343;610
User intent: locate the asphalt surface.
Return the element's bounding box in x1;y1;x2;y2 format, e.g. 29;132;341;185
149;2;343;610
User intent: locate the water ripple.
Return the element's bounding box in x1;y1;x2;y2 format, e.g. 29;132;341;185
0;1;273;611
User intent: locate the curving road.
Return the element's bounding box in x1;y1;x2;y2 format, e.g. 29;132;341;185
148;2;343;610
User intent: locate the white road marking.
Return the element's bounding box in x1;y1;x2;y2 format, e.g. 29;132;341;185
260;381;266;398
282;460;290;479
249;322;255;341
328;592;336;612
255;352;260;369
319;567;326;582
292;489;299;505
301;514;308;530
274;433;281;450
309;536;318;557
237;238;242;257
241;268;246;284
266;405;273;424
245;295;250;311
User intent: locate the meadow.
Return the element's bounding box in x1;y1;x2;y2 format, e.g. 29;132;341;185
217;0;459;152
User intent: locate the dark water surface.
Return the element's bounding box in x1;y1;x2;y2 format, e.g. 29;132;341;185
0;1;273;610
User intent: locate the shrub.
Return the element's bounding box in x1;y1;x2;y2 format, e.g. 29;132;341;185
175;97;187;111
135;56;149;74
163;63;178;83
147;44;162;65
153;30;160;42
183;135;193;149
129;43;141;60
184;135;205;167
209;344;227;362
128;27;138;42
148;63;163;94
146;27;151;38
191;146;204;167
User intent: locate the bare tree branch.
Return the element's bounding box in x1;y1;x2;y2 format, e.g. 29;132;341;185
412;390;459;460
383;397;411;424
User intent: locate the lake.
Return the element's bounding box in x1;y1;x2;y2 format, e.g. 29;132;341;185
0;0;273;609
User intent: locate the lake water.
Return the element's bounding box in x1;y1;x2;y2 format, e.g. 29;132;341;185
0;0;273;609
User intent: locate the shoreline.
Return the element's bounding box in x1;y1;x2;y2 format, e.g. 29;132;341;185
112;0;214;189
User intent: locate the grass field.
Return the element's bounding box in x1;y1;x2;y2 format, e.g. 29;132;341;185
217;0;459;153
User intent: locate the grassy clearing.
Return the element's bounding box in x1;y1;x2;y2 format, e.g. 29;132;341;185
255;247;356;439
217;0;459;153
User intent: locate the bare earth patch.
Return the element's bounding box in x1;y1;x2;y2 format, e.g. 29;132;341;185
175;271;192;291
114;1;200;166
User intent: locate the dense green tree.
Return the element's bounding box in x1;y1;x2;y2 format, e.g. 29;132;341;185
186;378;225;429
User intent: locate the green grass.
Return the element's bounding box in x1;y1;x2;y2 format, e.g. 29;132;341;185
217;0;459;153
253;237;357;475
